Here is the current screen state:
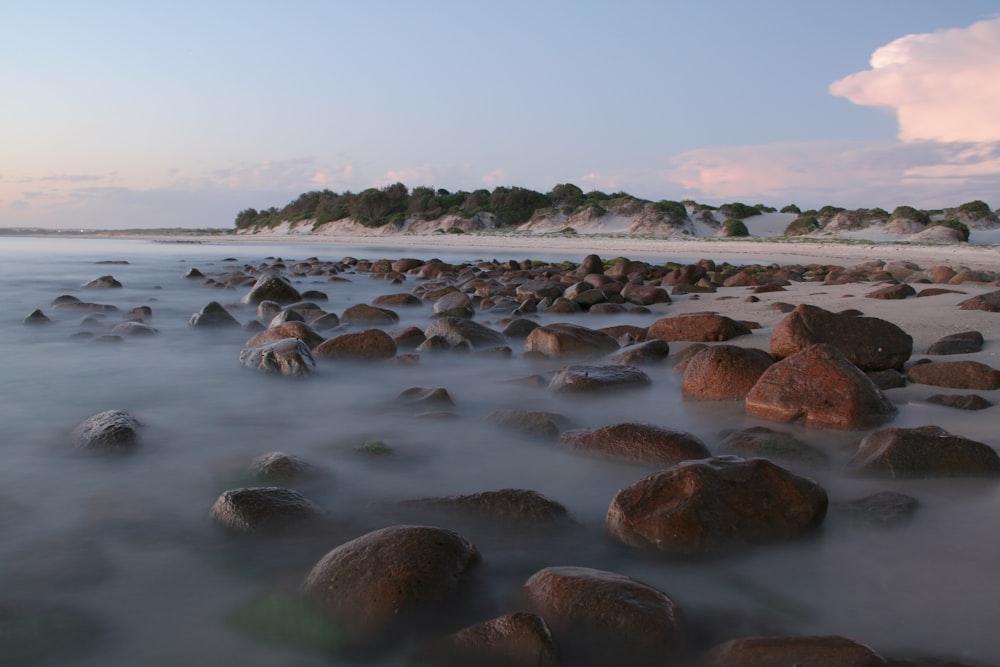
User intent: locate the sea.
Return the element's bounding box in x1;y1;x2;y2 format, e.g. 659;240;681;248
0;236;996;665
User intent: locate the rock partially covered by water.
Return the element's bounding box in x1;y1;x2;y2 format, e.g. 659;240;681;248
849;425;1000;478
706;635;887;667
302;525;481;652
606;456;828;556
23;309;52;325
239;338;316;377
244;321;325;350
423;317;508;350
717;426;829;466
407;488;570;523
835;491;919;527
681;345;774;401
72;410;141;452
83;275;122;289
241;273;301;305
209;487;323;534
745;344;896;430
927;394;993;410
189;301;241;328
485;410;569;439
313;329;397;361
907;360;1000;390
770;304;912;371
647;313;751;342
418;612;558;667
109;321;158;336
249;452;319;484
548;364;651;393
559;422;709;466
524;323;620;359
522;566;682;667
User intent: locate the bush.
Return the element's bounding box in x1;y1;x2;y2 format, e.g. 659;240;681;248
957;200;993;219
722;218;750;237
931;219;970;241
652;200;687;220
718;202;761;219
779;204;801;214
890;205;930;225
817;205;846;219
753;203;777;213
784;215;820;236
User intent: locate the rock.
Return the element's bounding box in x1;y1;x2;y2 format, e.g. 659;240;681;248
23;309;52;325
621;282;671;306
302;525;480;652
396;387;455;408
372;293;422;307
71;409;141;452
433;290;475;318
522;566;682;667
423;317;509;349
681;345;774;400
907;360;1000;390
926;331;984;355
717;426;830;466
609;339;670;365
249;452;318;484
606;456;828;556
849;425;1000;477
917;287;966;297
524;323;620;358
927;394;993;410
209;487;323;534
241;273;301;305
83;275;122;289
485;410;569;439
835;491;918;527
866;283;916;299
239;338;316;377
418;612;558;667
559;422;709;466
109;321;158;336
647;313;751;342
745;344;897;430
184;267;204;279
867;369;907;390
125;305;152;322
189;301;241;328
707;635;887;667
502;318;541;339
548;364;651;393
341;303;400;325
957;290;1000;312
516;278;565;301
312;329;397;360
407;489;570;523
770;304;912;371
268;309;304;327
244;321;325;350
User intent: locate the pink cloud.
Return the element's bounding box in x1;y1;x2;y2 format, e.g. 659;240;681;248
830;17;1000;143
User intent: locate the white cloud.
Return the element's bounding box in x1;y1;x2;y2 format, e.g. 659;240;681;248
830;17;1000;143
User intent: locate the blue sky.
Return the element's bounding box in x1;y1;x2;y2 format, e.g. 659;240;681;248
2;1;999;229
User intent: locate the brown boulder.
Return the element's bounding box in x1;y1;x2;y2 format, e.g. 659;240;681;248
524;323;620;358
371;293;422;307
312;329;397;360
244;321;325;350
424;317;509;350
621;282;671;306
770;304;912;371
485;409;569;439
926;330;984;355
523;566;682;667
418;612;558;667
907;360;1000;390
849;425;1000;477
681;345;774;400
606;456;828;556
610;339;671;365
927;394;993;410
239;338;316;376
406;489;570;523
717;426;829;466
302;525;480;651
548;364;652;393
745;344;896;430
189;301;241;328
707;635;886;667
433;290;475;318
559;422;709;466
209;487;323;534
865;283;916;299
958;290;1000;312
241;274;301;305
340;303;400;325
648;313;751;343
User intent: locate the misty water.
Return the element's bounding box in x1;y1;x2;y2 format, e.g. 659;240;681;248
1;236;997;665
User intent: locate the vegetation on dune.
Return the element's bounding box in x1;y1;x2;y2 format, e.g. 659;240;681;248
890;205;931;225
784;215;820;236
932;219;971;241
722;218;750;237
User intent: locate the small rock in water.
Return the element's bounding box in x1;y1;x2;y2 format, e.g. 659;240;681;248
71;410;141;452
239;338;316;377
835;491;919;527
23;309;52;325
209;486;323;535
82;275;122;289
548;364;651;393
927;394;993;410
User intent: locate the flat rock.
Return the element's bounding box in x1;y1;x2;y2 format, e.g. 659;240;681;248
312;329;397;360
244;321;325;350
548;364;651;393
834;491;918;527
424;317;508;349
907;360;1000;390
957;290;1000;312
927;394;993;410
647;313;751;342
524;323;620;358
341;303;400;325
926;331;984;355
559;422;709;466
849;425;1000;477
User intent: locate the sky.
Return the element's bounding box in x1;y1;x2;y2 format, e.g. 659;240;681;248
2;1;999;229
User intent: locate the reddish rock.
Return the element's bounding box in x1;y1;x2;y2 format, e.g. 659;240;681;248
424;317;509;350
717;426;829;466
302;525;480;651
524;323;620;358
523;566;682;667
681;345;774;401
341;303;400;325
707;635;887;667
770;304;912;371
926;331;984;355
606;457;828;556
419;612;558;667
662;264;707;286
907;360;1000;390
610;339;671;365
647;313;751;343
407;488;570;523
559;422;709;466
865;283;916;299
433;290;475;318
389;325;426;350
313;329;397;360
745;344;896;430
244;321;325;350
209;486;323;534
241;274;301;305
372;293;422;307
548;364;651;393
927;394;993;410
599;324;648;344
849;425;1000;477
916;287;966;297
957;290;1000;312
621;282;671;306
239;338;316;376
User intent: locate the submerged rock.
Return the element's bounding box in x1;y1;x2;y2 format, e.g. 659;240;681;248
849;425;1000;478
707;635;887;667
210;486;323;534
72;410;141;452
548;364;652;393
559;422;709;466
418;612;558;667
239;338;316;377
189;301;241;328
83;275;122;289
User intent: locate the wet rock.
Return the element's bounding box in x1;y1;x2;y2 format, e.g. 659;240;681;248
717;426;830;466
522;566;682;667
607;456;828;556
209;487;323;534
423;317;508;349
52;300;119;313
311;312;342;331
957;290;1000;312
125;305;152;322
486;409;569;439
72;409;141;452
502;318;541;339
406;489;570;523
83;275;122;289
866;283;916;300
849;425;1000;478
433;290;475;318
867;369;907;390
599;324;648;344
707;635;887;667
647;313;751;342
241;273;302;305
372;292;422;307
770;304;912;371
835;491;918;527
341;303;400;326
745;344;896;430
681;345;774;400
313;329;397;361
23;308;52;325
610;338;671;365
249;452;319;484
268;309;305;326
927;394;993;410
184;267;204;279
239;338;316;377
516;278;565;301
396;387;455;408
907;360;1000;390
189;301;241;328
244;321;325;350
302;525;481;652
926;331;984;355
621;282;671;306
916;287;965;297
418;612;558;667
548;364;651;393
110;320;158;336
559;422;709;466
389;325;427;350
524;322;620;359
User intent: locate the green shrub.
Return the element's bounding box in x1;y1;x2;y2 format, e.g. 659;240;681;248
890;205;930;225
723;218;750;237
779;204;801;214
753;203;777;213
957;200;993;219
652;200;687;220
817;205;846;218
718;202;761;219
931;219;970;241
446;227;465;234
784;215;820;236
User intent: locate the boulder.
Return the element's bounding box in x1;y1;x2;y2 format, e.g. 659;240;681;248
239;338;316;377
907;360;1000;390
926;331;984;355
249;452;319;484
524;323;620;359
523;566;682;667
372;293;422;307
620;282;671;306
707;635;887;667
23;309;52;325
502;319;541;339
548;364;651;393
834;491;918;527
189;301;241;328
241;274;301;305
927;394;993;410
82;275;122;289
770;304;912;371
957;290;1000;312
109;321;157;336
423;317;508;349
647;313;750;342
606;456;828;556
302;525;480;651
312;329;397;361
418;612;558;667
71;410;141;452
716;426;829;466
849;425;1000;477
244;321;325;350
433;290;475;318
485;410;569;439
865;283;916;299
406;489;570;523
745;344;896;430
559;422;709;466
681;345;774;400
209;487;323;534
610;339;671;366
341;303;400;326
